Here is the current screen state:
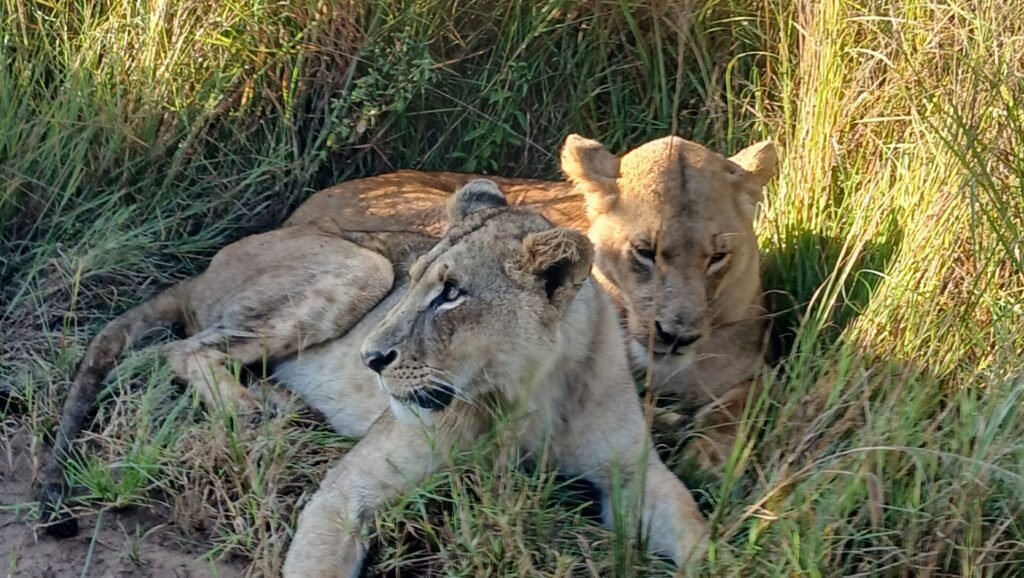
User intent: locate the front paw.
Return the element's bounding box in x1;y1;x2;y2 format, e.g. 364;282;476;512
284;498;367;578
681;431;736;472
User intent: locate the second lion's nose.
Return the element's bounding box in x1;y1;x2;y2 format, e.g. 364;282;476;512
654;321;678;345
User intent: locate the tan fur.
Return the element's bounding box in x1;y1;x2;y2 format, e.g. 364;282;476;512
561;135;778;468
39;181;710;574
282;186;707;577
283;169;589;233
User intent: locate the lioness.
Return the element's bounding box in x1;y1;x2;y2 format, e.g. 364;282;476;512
282;182;708;576
41;181;709;572
284;134;779;466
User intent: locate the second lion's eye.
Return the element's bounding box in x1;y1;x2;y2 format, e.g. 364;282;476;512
631;245;656;266
707;251;731;273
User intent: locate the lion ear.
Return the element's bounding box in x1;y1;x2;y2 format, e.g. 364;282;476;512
728;140;778;219
512;228;594;306
447;179;508;222
560;134;620;216
729;140;778;189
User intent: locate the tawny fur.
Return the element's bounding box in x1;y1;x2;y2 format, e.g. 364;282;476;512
37;220;419;534
560;135;778;468
38;182;712;576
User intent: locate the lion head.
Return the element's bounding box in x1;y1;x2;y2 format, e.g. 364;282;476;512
560;134;777;366
359;180;594;424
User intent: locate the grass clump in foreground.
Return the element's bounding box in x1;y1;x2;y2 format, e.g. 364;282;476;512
2;0;1022;576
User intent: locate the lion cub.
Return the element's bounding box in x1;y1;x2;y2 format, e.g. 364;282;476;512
282;182;708;576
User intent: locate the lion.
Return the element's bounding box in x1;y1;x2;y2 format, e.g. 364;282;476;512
280;182;708;576
283;134;779;467
36;219;424;537
40;182;710;574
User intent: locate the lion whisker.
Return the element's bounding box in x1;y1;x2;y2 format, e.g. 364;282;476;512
426;369;469;396
426;376;477;407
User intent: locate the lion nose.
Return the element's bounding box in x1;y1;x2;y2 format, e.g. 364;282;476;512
655;321;702;349
363;349;398;373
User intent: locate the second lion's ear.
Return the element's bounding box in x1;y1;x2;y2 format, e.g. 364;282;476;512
447;179;508;222
560;134;620;216
727;140;778;220
729;140;778;188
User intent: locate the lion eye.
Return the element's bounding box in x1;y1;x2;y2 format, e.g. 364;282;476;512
432;281;466;311
707;252;730;272
441;281;462;303
631;245;656;266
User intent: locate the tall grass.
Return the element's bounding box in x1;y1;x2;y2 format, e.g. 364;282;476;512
2;0;1021;576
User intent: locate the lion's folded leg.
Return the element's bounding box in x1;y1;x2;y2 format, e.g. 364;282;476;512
681;381;750;471
283;413;444;578
160;338;260;413
553;385;709;569
637;455;709;567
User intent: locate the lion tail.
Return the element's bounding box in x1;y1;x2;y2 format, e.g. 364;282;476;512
38;282;188;538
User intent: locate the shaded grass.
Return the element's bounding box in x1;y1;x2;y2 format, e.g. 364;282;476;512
2;0;1023;576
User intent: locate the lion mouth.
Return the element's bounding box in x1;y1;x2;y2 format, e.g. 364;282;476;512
633;338;687;357
399;385;456;411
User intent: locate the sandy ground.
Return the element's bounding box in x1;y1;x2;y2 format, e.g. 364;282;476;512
1;428;247;578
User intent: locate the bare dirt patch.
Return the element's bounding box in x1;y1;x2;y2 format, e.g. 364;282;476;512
1;428;247;578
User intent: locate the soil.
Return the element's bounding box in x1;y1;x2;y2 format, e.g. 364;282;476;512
0;428;248;578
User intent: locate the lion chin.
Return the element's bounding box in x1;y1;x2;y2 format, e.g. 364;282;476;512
628;336;698;368
387;396;438;426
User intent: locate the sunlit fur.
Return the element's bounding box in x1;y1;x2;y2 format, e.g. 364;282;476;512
560;135;778;467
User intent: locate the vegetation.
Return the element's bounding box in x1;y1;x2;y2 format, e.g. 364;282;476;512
2;0;1021;575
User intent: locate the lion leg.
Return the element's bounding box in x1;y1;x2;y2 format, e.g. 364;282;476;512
163;232;395;416
160;336;261;413
633;455;709;566
583;453;707;567
554;393;708;567
283;413;445;578
161;315;376;416
682;382;750;471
